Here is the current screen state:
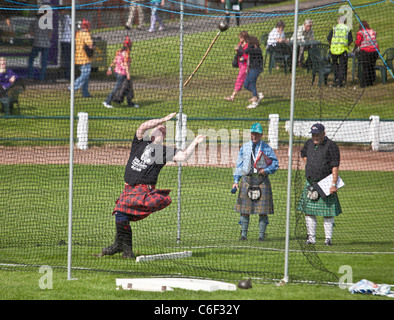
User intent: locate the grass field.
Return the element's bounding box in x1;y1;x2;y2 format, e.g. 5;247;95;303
1;165;393;301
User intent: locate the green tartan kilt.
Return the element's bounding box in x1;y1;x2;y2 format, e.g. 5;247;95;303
297;181;342;217
235;174;274;215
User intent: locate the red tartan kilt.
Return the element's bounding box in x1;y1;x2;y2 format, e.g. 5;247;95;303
113;184;172;221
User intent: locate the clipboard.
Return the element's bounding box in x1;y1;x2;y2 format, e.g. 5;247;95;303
253;150;272;169
313;174;345;198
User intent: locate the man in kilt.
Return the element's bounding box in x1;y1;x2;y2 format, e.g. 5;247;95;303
233;123;279;241
297;123;342;246
97;113;205;258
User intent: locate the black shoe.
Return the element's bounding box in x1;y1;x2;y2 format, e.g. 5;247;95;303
125;25;130;30
325;238;333;246
239;236;247;241
97;239;123;257
258;237;264;242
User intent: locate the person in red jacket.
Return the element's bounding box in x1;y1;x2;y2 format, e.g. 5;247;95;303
354;21;380;88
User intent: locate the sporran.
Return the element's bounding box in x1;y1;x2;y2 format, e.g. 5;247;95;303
247;186;261;200
307;185;319;200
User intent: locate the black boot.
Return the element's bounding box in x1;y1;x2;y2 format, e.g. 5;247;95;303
98;227;123;257
100;238;122;256
119;222;135;259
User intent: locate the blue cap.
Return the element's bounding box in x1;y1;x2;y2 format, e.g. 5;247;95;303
250;123;263;134
310;123;325;134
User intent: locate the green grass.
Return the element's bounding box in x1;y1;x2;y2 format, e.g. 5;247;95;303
0;253;393;300
1;165;393;297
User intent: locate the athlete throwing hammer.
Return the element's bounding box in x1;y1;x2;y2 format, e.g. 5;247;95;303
97;113;205;258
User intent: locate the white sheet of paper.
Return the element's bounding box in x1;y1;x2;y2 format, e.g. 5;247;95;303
317;174;345;196
232;4;240;10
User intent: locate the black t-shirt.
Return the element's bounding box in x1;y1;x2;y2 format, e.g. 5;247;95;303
300;137;340;182
124;134;179;185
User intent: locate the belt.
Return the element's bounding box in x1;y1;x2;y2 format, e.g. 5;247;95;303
126;183;155;189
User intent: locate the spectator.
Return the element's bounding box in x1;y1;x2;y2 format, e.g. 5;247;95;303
328;16;353;87
148;0;165;32
244;36;264;109
27;11;52;81
354;21;379;88
72;18;93;98
125;0;145;31
59;7;72;80
224;31;249;102
267;20;289;52
0;56;21;114
0;57;17;91
221;0;242;27
103;36;139;108
292;19;315;67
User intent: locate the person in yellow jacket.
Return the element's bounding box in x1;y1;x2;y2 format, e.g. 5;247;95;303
327;16;353;87
73;19;94;97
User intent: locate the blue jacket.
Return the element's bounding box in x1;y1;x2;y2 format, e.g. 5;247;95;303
234;140;279;183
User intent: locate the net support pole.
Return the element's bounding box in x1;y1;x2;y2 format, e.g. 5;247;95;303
176;0;184;244
67;0;77;281
283;0;300;284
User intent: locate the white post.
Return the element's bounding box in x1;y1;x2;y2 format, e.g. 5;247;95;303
369;115;380;151
77;112;89;150
67;0;77;281
268;114;279;150
283;0;300;285
177;1;184;244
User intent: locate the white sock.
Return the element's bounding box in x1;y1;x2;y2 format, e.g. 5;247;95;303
324;217;334;240
305;215;317;242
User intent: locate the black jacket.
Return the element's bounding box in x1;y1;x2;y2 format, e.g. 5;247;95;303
245;45;263;70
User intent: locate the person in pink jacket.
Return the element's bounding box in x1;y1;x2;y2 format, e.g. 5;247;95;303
225;31;249;102
103;36;139;108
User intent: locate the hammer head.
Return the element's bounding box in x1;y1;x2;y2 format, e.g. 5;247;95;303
218;21;229;32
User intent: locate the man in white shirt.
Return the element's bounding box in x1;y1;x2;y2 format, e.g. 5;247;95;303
267;20;288;49
292;19;315;67
266;20;291;72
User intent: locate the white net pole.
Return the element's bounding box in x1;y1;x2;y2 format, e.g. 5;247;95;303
177;0;184;244
67;0;76;281
283;0;300;284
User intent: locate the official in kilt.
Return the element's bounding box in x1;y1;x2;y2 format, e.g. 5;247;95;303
297;123;342;246
233;123;279;241
97;113;205;258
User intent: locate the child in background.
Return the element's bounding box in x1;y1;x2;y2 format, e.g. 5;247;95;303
224;31;249;102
